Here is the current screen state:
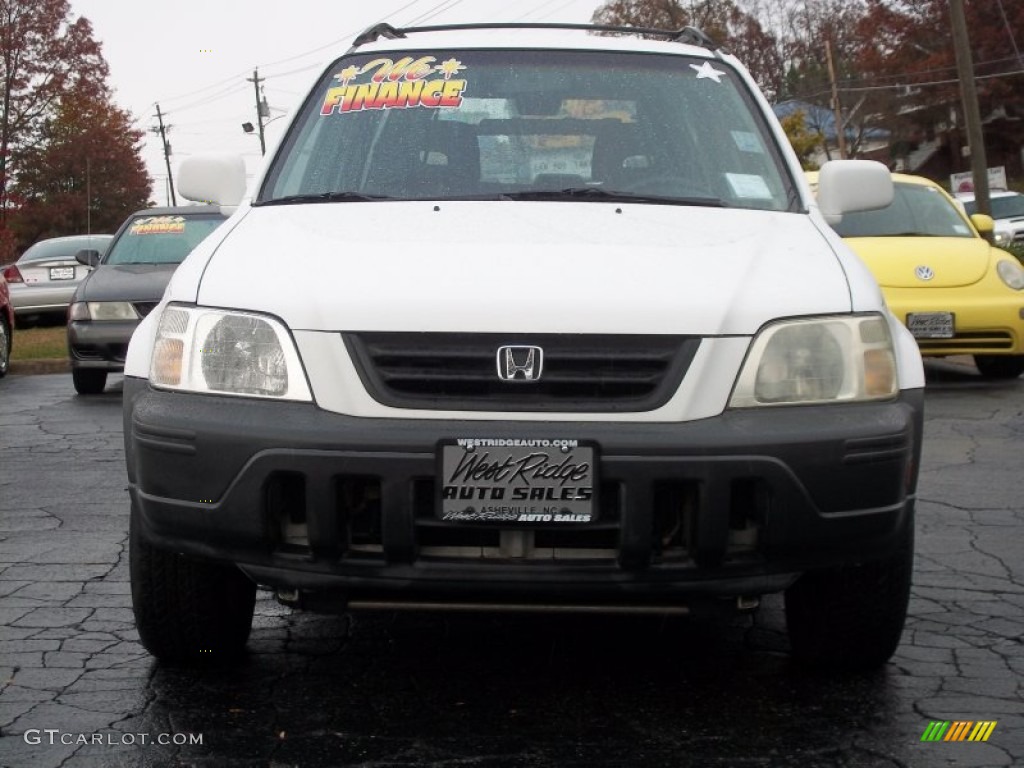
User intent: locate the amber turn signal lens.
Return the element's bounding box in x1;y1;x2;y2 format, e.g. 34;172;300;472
152;338;184;386
863;349;896;396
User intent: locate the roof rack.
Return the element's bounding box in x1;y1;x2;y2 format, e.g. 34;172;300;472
350;22;720;52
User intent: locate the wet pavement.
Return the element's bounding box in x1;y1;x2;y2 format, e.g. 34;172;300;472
1;364;1022;767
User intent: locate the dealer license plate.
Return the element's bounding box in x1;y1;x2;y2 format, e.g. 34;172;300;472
438;438;596;523
49;267;74;280
907;312;954;339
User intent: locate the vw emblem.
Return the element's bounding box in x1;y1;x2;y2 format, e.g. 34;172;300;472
914;265;935;281
496;346;543;382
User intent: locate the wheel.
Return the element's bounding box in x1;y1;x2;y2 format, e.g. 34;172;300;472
0;316;10;378
72;368;107;394
129;503;256;664
973;354;1024;380
785;526;913;671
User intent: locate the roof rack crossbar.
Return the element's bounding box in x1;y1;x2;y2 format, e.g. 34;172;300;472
349;21;719;51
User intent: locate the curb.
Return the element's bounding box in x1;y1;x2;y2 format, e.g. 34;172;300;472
9;358;71;376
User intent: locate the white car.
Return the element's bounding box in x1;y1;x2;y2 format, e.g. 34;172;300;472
123;22;924;671
956;190;1024;251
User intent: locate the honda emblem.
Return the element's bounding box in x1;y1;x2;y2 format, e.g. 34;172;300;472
496;346;543;382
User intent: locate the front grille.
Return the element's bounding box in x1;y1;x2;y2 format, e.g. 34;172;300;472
344;333;700;412
264;472;767;567
918;330;1014;352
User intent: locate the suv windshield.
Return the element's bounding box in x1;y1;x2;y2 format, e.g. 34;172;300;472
104;214;225;265
963;193;1024;220
261;49;795;211
832;182;974;239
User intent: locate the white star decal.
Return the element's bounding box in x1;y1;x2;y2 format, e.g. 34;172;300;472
690;61;726;83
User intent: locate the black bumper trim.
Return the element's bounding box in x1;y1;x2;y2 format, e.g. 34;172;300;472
124;377;923;601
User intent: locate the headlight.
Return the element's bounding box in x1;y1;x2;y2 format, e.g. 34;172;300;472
150;303;312;400
992;228;1012;248
996;259;1024;290
69;301;139;321
729;314;897;408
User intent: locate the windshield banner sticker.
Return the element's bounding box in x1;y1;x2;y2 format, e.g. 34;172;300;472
130;216;186;235
321;56;468;115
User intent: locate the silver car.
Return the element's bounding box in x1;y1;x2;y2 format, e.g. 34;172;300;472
2;234;113;324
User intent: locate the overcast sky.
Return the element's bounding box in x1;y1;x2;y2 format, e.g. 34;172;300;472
69;0;608;205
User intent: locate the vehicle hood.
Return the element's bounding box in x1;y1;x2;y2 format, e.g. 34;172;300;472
842;236;992;288
78;264;178;302
191;202;854;336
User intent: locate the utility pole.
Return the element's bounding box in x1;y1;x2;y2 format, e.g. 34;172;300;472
825;40;847;160
247;69;267;156
152;104;177;206
949;0;989;217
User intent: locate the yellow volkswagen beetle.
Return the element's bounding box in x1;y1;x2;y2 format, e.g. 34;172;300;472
809;172;1024;379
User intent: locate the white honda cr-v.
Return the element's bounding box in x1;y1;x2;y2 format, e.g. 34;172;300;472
123;21;924;671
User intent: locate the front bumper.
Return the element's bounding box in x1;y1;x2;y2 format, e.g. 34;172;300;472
884;285;1024;356
125;377;923;607
68;319;139;371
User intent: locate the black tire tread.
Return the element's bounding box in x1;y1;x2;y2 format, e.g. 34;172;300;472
0;316;10;378
130;510;256;664
974;354;1024;380
72;368;107;395
785;528;913;672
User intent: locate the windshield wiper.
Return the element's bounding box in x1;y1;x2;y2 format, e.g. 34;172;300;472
256;191;393;206
498;187;727;207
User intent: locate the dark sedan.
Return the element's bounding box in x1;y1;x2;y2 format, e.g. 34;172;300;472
68;206;227;394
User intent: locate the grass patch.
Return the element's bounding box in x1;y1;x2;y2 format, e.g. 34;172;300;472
11;325;68;361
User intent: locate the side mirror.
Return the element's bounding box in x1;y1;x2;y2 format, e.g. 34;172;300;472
816;160;894;226
970;213;994;235
178;154;247;208
75;249;101;267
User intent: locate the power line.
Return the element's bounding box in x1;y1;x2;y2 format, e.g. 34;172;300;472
532;0;584;22
162;84;250;117
403;0;465;26
410;0;468;27
150;0;434;112
837;67;1024;94
513;0;569;22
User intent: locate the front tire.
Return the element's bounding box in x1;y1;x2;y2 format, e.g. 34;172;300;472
974;354;1024;380
130;504;256;664
0;316;10;377
72;368;107;394
785;527;913;671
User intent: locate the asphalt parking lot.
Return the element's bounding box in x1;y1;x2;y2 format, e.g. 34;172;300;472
1;365;1022;767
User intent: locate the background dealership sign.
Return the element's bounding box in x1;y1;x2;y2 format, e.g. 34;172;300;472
950;166;1008;193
